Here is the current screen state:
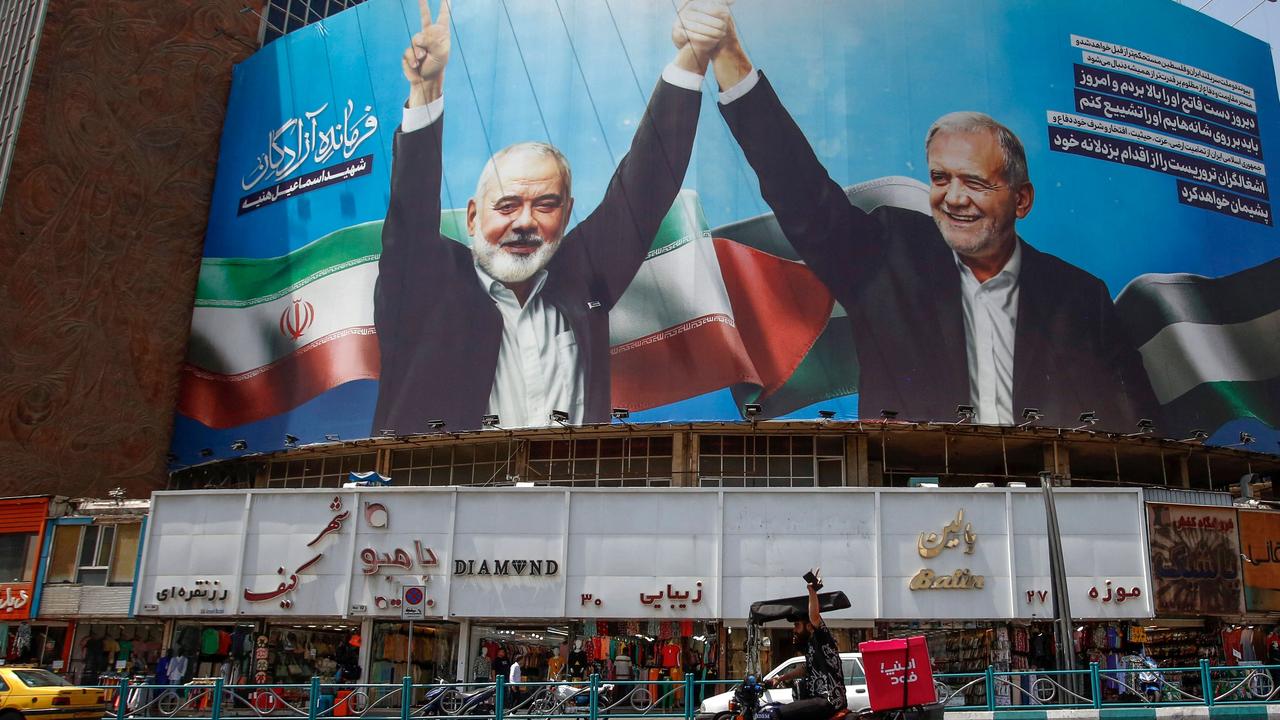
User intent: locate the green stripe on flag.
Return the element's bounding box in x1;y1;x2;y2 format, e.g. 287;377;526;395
1162;377;1280;434
646;190;710;260
730;315;860;415
195;221;385;307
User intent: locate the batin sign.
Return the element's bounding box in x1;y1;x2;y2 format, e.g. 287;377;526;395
910;509;986;591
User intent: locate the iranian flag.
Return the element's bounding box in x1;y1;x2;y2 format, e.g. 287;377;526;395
178;179;938;429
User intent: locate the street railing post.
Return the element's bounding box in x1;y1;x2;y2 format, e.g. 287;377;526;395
1089;662;1101;709
212;678;225;720
985;666;996;711
1200;660;1214;707
684;673;696;720
116;678;130;720
588;674;600;720
310;676;321;720
401;676;413;720
495;675;507;720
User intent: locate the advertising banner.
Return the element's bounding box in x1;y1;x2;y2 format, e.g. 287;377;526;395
1239;509;1280;612
1147;503;1243;616
171;0;1280;462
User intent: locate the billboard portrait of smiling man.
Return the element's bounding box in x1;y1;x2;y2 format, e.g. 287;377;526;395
371;0;725;434
684;6;1162;433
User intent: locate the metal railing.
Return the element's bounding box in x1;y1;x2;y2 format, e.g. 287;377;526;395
93;663;1280;720
933;660;1280;711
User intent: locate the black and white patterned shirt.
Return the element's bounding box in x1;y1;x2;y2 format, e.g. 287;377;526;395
796;621;846;709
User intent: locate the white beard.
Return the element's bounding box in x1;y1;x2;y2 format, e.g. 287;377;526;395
472;234;559;284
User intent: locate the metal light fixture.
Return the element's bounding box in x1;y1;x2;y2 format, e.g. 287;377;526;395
1179;429;1209;443
817;410;836;420
284;434;299;446
426;419;447;431
230;439;248;451
1124;419;1155;438
743;404;762;419
549;410;569;424
1072;411;1098;431
955;404;976;423
1239;431;1256;446
880;409;899;420
481;414;500;428
324;433;341;442
611;408;630;420
1018;407;1043;428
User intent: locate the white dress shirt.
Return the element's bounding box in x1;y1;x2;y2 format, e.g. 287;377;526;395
955;242;1022;425
396;63;707;428
475;264;584;428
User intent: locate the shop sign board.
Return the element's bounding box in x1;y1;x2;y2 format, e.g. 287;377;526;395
1147;503;1243;616
135;487;1152;621
1238;510;1280;612
0;583;33;620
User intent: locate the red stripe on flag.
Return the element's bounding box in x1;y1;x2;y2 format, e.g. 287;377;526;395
178;327;380;428
610;314;761;411
712;238;833;398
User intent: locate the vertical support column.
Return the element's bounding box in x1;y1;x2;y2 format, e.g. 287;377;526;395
495;676;507;720
1089;662;1101;709
455;620;471;682
845;435;869;487
1042;442;1071;486
587;674;599;720
673;431;697;487
984;666;995;711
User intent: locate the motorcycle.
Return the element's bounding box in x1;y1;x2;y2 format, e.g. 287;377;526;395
532;680;653;715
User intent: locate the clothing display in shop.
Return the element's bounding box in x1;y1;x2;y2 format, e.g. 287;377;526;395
167;654;189;684
473;647;492;681
547;654;565;679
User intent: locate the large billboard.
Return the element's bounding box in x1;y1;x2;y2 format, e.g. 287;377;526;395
172;0;1280;462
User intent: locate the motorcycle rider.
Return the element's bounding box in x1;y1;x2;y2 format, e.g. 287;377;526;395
765;570;847;720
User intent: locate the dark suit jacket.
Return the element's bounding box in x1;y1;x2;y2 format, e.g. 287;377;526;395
373;79;700;433
721;74;1159;431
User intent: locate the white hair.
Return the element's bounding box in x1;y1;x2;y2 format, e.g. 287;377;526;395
474;142;573;201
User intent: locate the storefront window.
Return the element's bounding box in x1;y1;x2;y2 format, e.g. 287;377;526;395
0;533;37;583
368;621;457;684
264;623;363;685
469;620;716;710
170;622;260;685
526;436;674;487
698;435;844;487
69;622;165;684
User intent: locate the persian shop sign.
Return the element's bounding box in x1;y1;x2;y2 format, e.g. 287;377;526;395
910;510;986;591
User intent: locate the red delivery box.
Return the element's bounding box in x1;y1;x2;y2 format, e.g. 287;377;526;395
858;636;937;711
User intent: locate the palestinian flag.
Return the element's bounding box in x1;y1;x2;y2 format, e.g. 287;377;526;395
1116;257;1280;434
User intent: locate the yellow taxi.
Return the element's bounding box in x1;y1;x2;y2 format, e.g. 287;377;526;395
0;667;108;720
